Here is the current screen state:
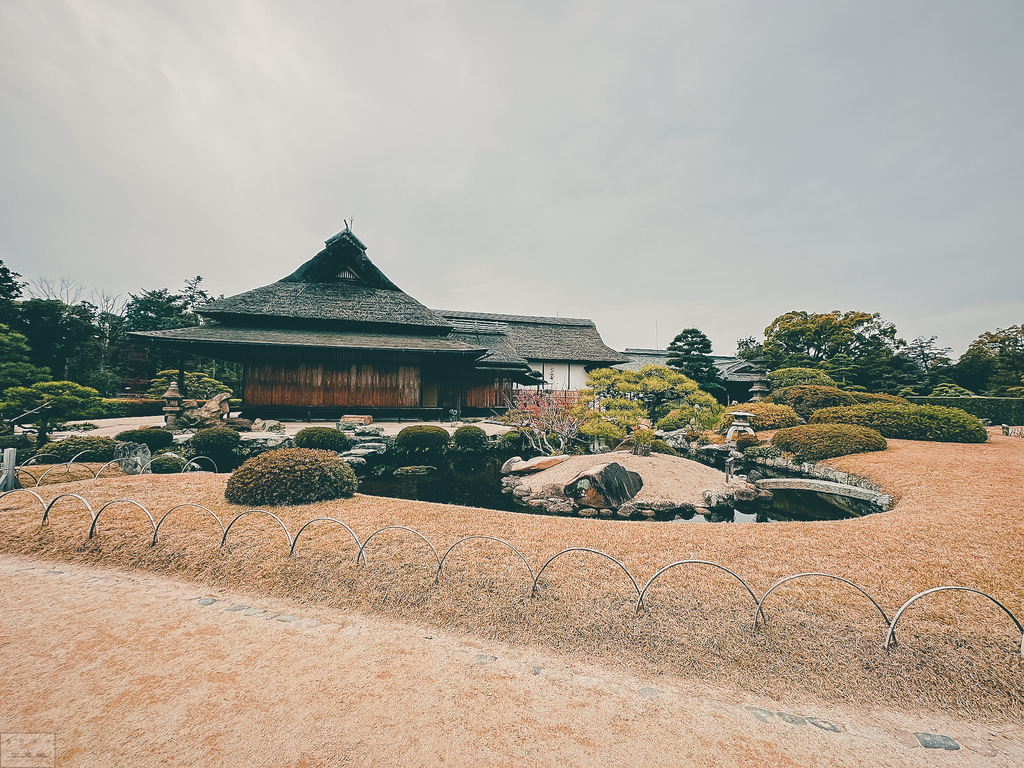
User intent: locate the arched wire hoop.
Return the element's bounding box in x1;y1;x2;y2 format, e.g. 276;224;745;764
435;536;535;585
635;560;759;615
38;462;97;484
140;452;186;474
88;499;156;539
41;493;95;527
531;547;641;600
152;503;224;546
220;510;293;550
752;573;891;629
289;517;361;557
14;467;39;486
356;526;441;570
68;450;105;464
94;460;128;479
19;454;60;467
182;456;218;473
0;488;48;515
884;586;1024;656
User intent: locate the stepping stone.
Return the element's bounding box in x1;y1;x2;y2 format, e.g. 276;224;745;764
531;667;542;676
242;608;266;617
745;707;775;724
807;717;840;733
639;687;661;699
777;712;806;726
197;598;217;606
261;613;279;620
914;733;959;750
275;615;299;622
474;654;497;665
224;605;248;612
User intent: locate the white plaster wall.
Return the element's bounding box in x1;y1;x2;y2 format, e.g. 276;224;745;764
514;362;590;391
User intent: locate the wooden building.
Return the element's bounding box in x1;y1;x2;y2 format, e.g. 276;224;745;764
131;228;624;417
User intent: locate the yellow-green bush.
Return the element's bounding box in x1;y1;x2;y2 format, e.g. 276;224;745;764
850;392;910;405
809;403;988;443
768;367;837;390
723;402;800;430
765;385;859;420
771;423;887;462
225;448;358;506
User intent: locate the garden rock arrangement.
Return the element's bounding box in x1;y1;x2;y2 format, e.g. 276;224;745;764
501;452;768;521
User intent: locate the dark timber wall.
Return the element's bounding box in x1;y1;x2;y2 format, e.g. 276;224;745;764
245;361;421;408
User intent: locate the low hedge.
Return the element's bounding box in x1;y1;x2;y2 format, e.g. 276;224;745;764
765;385;859;420
771;423;888;463
907;396;1024;426
225;448;358;506
453;424;490;452
723;402;800;430
116;428;174;452
809;403;988;443
650;439;678;456
294;427;353;453
39;435;118;463
395;425;450;452
850;392;910;406
99;398;164;418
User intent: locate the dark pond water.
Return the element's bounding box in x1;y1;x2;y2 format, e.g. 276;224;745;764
357;455;876;523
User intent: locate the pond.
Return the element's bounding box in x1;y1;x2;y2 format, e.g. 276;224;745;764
356;455;878;523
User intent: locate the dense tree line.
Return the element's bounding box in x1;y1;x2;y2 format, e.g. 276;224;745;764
0;259;241;399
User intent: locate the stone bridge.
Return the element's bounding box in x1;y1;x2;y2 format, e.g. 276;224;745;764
753;478;893;510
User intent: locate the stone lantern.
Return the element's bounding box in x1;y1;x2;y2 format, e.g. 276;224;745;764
162;381;185;430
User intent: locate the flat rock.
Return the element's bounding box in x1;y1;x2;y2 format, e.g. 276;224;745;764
914;733;959;750
394;466;436;476
502;455;570;474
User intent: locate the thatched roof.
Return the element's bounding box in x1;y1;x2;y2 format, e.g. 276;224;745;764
130;326;484;355
438;310;628;366
199;228;452;332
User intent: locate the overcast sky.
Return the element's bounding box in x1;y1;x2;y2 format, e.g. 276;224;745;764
2;1;1021;357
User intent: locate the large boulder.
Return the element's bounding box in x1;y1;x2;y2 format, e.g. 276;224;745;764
115;442;150;475
179;393;231;429
563;462;643;509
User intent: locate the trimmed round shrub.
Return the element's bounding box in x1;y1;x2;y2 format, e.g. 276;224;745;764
723;402;800;431
768;367;837;390
765;385;859;420
452;424;490;452
42;435;118;463
116;428;174;453
809;403;988;443
294;426;353;453
149;454;185;474
395;425;450;452
734;433;761;451
771;423;888;463
187;426;241;472
225;448;358;506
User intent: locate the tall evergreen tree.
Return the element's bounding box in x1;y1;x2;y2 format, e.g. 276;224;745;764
666;328;722;386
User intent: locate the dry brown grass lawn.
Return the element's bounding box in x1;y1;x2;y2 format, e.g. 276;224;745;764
2;429;1022;718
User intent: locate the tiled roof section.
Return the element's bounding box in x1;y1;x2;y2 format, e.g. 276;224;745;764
438;310;629;365
200;282;453;329
130;326;484;354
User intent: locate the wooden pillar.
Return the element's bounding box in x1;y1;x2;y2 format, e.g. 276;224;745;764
177;352;186;397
